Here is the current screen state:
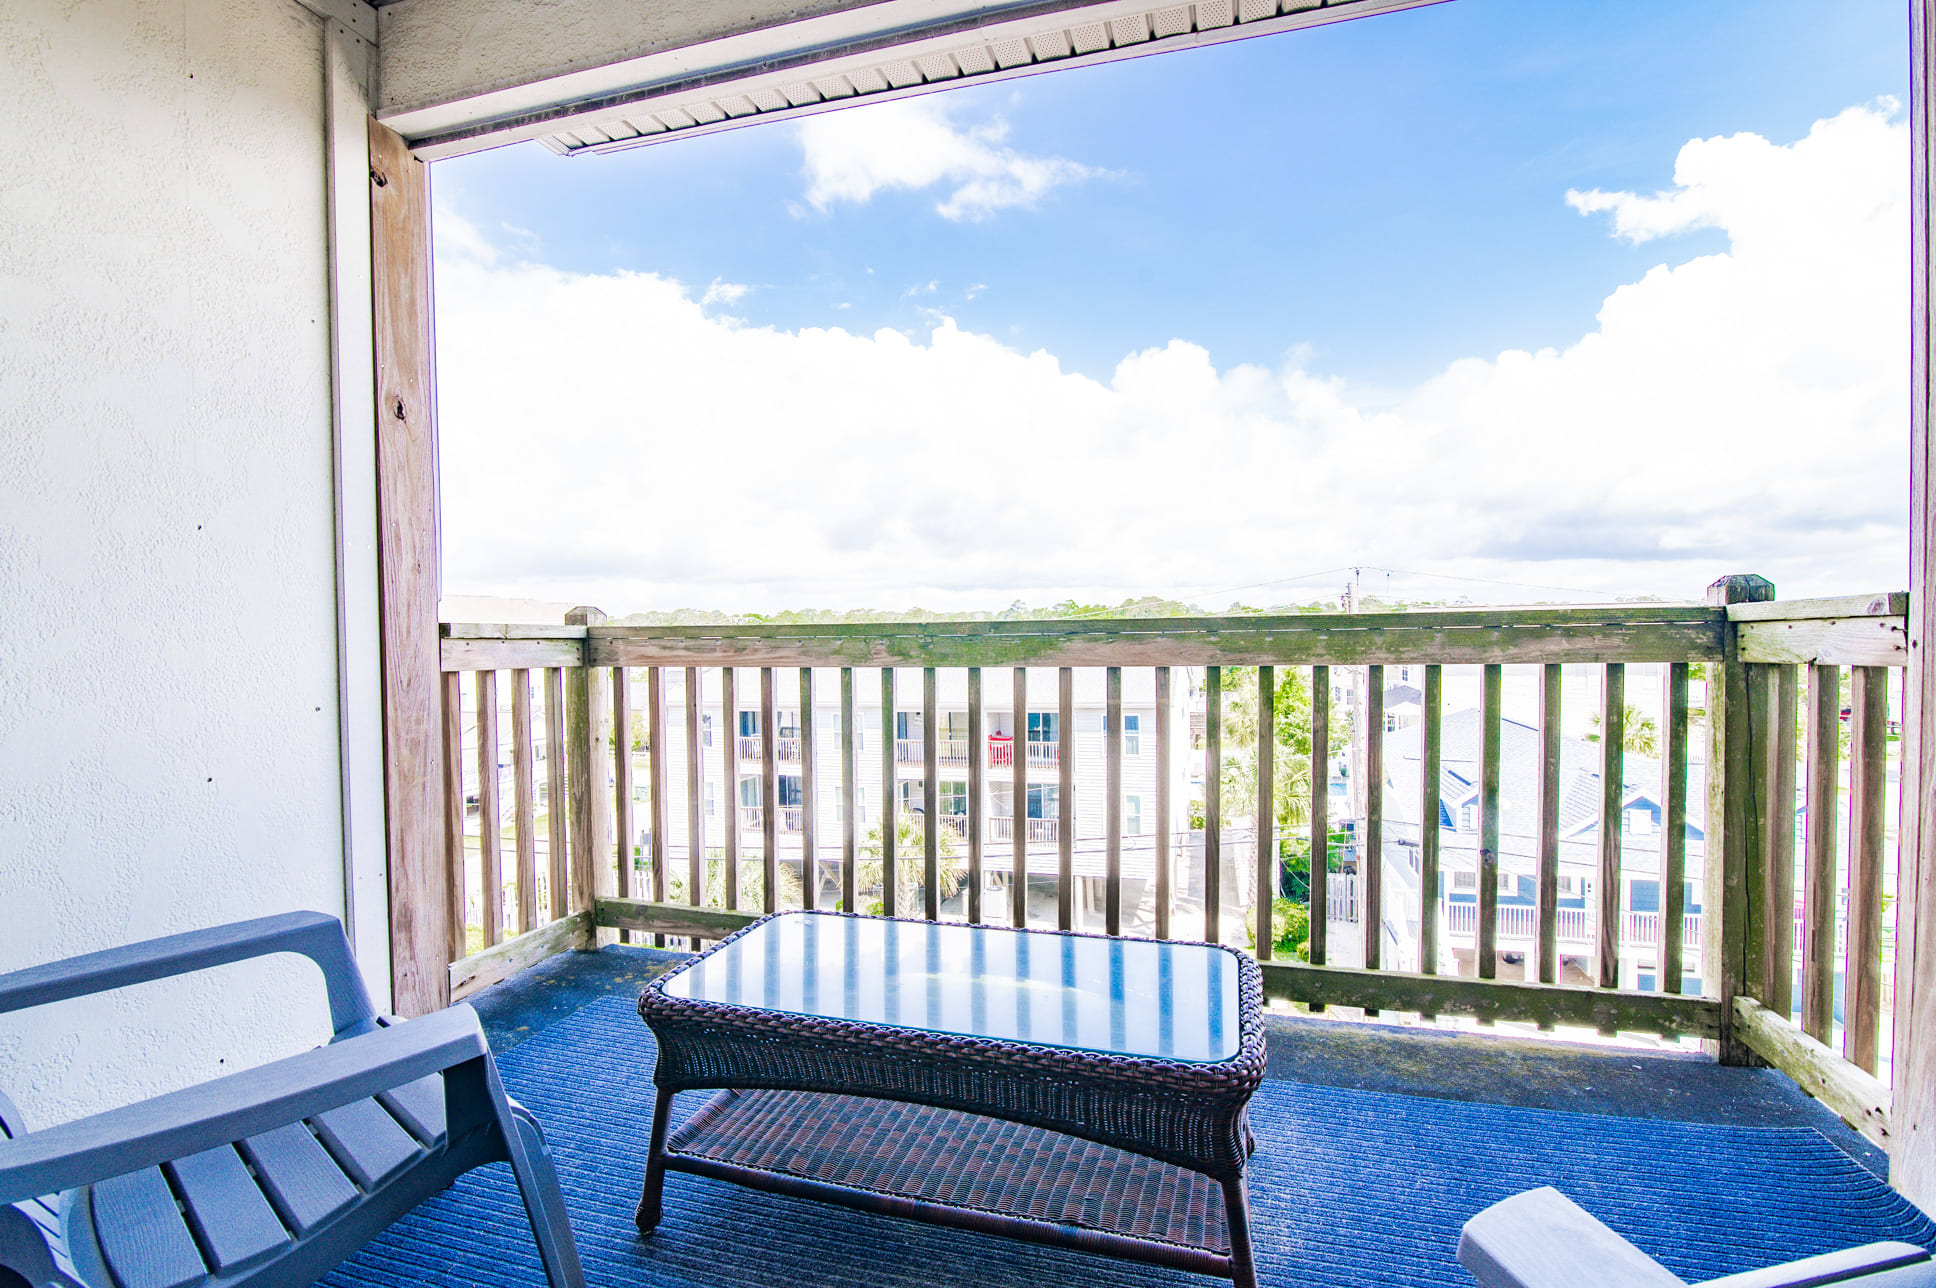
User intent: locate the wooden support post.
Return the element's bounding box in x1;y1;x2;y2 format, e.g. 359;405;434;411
1107;666;1124;936
475;669;502;948
565;607;612;931
1661;663;1689;994
1254;667;1273;959
924;666;939;920
841;667;857;914
722;667;740;912
1309;665;1329;968
1898;0;1936;1203
1058;666;1075;932
1155;666;1173;942
1535;664;1561;985
883;667;898;918
1761;665;1799;1020
1800;664;1842;1043
968;667;984;925
1012;667;1028;929
1847;666;1889;1074
761;667;778;914
1597;663;1625;990
1363;665;1382;978
544;668;568;921
1205;665;1222;943
685;668;704;929
1420;665;1442;982
369;119;448;1017
1478;665;1502;982
1705;574;1776;1066
440;671;466;965
800;667;818;913
510;669;538;935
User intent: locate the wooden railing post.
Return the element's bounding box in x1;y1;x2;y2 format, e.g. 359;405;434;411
565;607;613;940
1705;574;1776;1064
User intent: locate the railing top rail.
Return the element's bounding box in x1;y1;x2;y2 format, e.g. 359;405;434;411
443;622;589;640
1726;592;1907;622
579;604;1719;640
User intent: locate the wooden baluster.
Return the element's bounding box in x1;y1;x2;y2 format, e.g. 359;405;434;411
511;668;538;935
1205;665;1222;944
1597;663;1624;990
475;669;503;947
1155;666;1173;942
841;667;857;915
924;666;939;921
563;608;611;928
1253;667;1273;959
761;666;778;914
685;668;704;943
1419;665;1442;1019
544;668;568;921
1661;663;1690;995
968;667;984;925
1106;665;1125;937
1846;665;1890;1072
1058;666;1075;932
1801;663;1842;1042
440;670;466;963
1309;665;1329;970
1478;664;1501;982
721;667;739;913
1364;665;1383;982
1536;664;1561;986
800;667;818;913
1012;667;1028;928
647;668;669;925
1763;665;1799;1020
882;667;897;917
612;667;634;944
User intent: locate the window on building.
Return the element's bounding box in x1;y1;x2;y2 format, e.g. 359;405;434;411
1627;806;1657;836
1027;784;1060;819
940;781;968;815
1452;870;1477;891
778;775;802;808
1398;666;1412;683
1027;712;1058;745
778;710;799;739
1124;713;1140;755
738;710;757;738
991;782;1013;818
1460;803;1475;832
704;781;716;817
702;713;714;747
896;710;920;740
1126;794;1143;836
1498;870;1517;896
739;776;760;807
1384;712;1399;733
944;711;970;740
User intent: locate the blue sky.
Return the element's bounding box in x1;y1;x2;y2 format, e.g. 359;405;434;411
437;0;1905;393
431;0;1911;614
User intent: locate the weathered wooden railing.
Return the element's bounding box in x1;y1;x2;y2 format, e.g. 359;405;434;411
433;583;1910;1144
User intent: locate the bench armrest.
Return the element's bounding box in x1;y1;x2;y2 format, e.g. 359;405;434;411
1459;1187;1687;1288
0;1006;489;1206
0;912;376;1039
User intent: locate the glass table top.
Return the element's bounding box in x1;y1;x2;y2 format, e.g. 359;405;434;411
659;912;1243;1063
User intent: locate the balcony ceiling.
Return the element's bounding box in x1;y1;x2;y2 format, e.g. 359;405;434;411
374;0;1448;159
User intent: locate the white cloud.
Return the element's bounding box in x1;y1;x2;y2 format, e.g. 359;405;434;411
796;96;1108;221
437;103;1908;612
701;278;752;306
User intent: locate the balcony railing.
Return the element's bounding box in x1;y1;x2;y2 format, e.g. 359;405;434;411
435;586;1908;1149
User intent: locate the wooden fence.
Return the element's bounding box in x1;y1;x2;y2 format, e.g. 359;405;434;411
432;584;1909;1145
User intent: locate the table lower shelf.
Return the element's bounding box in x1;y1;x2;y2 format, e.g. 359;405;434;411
660;1087;1237;1277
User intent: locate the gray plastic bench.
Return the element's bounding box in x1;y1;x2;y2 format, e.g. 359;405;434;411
0;911;585;1288
1460;1186;1936;1288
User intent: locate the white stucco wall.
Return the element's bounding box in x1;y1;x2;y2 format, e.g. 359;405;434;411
0;0;351;1124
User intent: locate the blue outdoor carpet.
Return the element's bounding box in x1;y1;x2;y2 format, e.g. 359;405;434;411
320;996;1936;1288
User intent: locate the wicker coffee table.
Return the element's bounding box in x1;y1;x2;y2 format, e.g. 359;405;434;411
635;911;1266;1285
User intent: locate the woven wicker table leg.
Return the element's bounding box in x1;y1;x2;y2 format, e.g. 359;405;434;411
636;1086;676;1235
1222;1175;1258;1288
